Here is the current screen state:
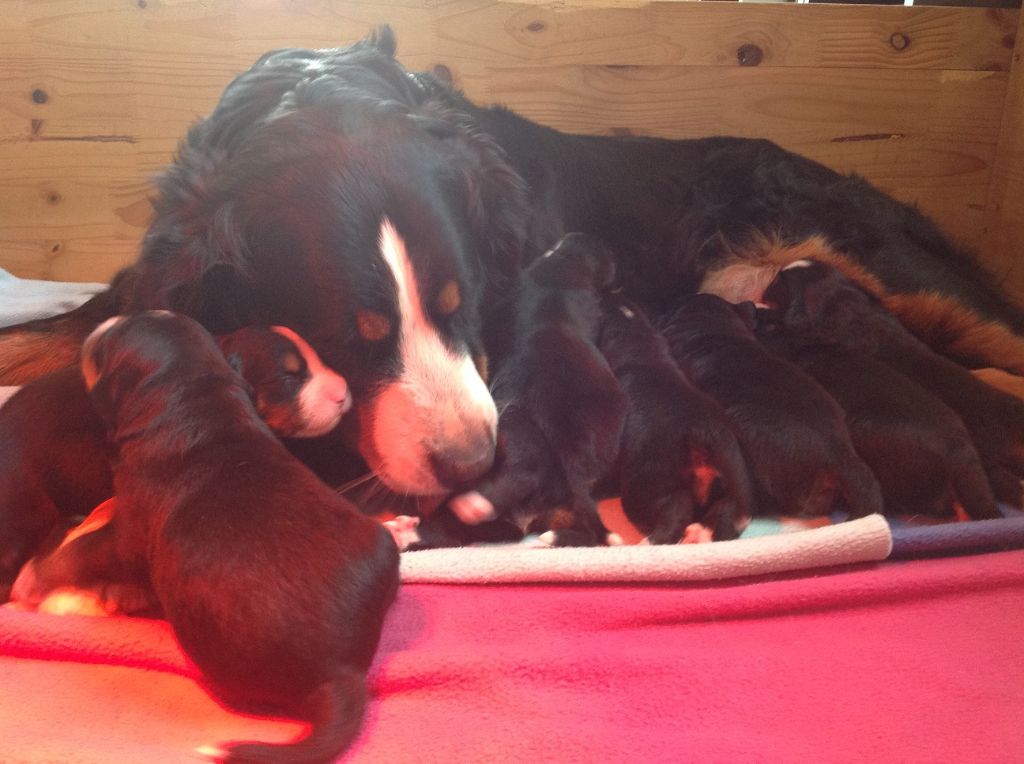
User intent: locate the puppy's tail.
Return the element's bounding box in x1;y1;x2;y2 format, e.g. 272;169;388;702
0;289;117;385
207;671;368;764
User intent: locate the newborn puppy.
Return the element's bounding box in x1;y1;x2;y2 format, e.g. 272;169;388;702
597;297;751;543
765;260;1024;509
757;314;997;520
661;294;883;519
14;312;399;762
0;323;349;603
443;233;628;547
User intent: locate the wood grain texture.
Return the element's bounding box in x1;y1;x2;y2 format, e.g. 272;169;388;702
983;10;1024;300
0;0;1018;283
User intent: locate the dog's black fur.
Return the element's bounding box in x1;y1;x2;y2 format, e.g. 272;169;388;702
435;233;627;547
0;324;347;602
764;261;1024;509
661;294;883;519
2;28;1023;495
13;313;399;763
756;312;998;520
597;296;750;543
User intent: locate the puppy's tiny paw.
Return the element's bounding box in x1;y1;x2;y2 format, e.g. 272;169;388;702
195;744;226;761
536;530;557;547
38;588;109;617
637;537;652;546
682;523;714;544
383;515;422;551
449;491;496;525
606;532;624;546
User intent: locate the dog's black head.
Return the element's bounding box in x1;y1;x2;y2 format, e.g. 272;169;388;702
81;312;250;435
527;233;617;291
118;29;533;494
762;260;883;343
216;326;351;438
667;293;758;341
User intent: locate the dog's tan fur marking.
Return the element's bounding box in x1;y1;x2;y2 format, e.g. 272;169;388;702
705;234;1024;375
357;310;392;342
883;292;1024;375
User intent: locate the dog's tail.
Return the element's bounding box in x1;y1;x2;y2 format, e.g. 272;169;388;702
0;290;117;385
207;670;368;764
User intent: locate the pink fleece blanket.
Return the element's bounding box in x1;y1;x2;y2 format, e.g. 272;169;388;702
2;549;1022;763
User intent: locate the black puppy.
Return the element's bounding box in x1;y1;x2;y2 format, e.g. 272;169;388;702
0;324;350;603
597;296;751;543
757;313;997;520
13;312;399;763
661;294;883;519
440;233;628;547
764;260;1024;510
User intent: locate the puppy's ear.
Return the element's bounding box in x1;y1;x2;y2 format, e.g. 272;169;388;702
366;26;397;58
732;301;758;330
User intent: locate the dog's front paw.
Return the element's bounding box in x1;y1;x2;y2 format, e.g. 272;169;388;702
382;515;422;551
681;523;714;544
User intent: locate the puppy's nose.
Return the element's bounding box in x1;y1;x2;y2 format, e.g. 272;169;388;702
429;436;496;490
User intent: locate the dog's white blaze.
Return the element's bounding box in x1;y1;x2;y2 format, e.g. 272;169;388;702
271;326;351;437
373;219;497;491
782;259;815;271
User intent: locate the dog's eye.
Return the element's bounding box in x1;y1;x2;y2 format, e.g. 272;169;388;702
474;353;489;382
357;310;392;342
437;281;461;315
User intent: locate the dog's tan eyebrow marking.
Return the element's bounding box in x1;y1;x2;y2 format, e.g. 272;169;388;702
437;281;461;315
357;310;392;342
474;353;489;382
282;352;302;374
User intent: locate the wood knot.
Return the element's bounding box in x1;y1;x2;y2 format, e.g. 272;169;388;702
137;0;148;8
44;190;62;205
890;33;910;52
432;64;454;86
31;89;48;104
525;20;546;33
49;242;62;255
737;44;763;67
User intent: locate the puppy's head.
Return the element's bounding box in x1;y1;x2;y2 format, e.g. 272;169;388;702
81;311;236;427
216;325;351;438
670;293;757;340
530;233;617;291
762;260;879;337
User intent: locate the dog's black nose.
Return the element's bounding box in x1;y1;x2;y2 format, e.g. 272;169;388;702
429;438;496;490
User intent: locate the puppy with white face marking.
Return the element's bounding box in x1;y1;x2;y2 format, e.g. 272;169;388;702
14;312;400;762
0;322;349;603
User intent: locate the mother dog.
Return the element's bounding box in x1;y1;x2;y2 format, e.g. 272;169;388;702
3;27;1023;496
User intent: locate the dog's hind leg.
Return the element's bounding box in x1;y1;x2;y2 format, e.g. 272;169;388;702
0;290;117;385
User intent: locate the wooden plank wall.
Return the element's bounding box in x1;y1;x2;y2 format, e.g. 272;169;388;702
0;0;1019;287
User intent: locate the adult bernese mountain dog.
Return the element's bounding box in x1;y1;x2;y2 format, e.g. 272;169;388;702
2;26;1023;497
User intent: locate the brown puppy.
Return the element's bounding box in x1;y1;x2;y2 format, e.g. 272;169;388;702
0;324;350;603
756;312;998;520
661;294;883;519
764;261;1024;509
14;313;399;763
597;296;751;543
